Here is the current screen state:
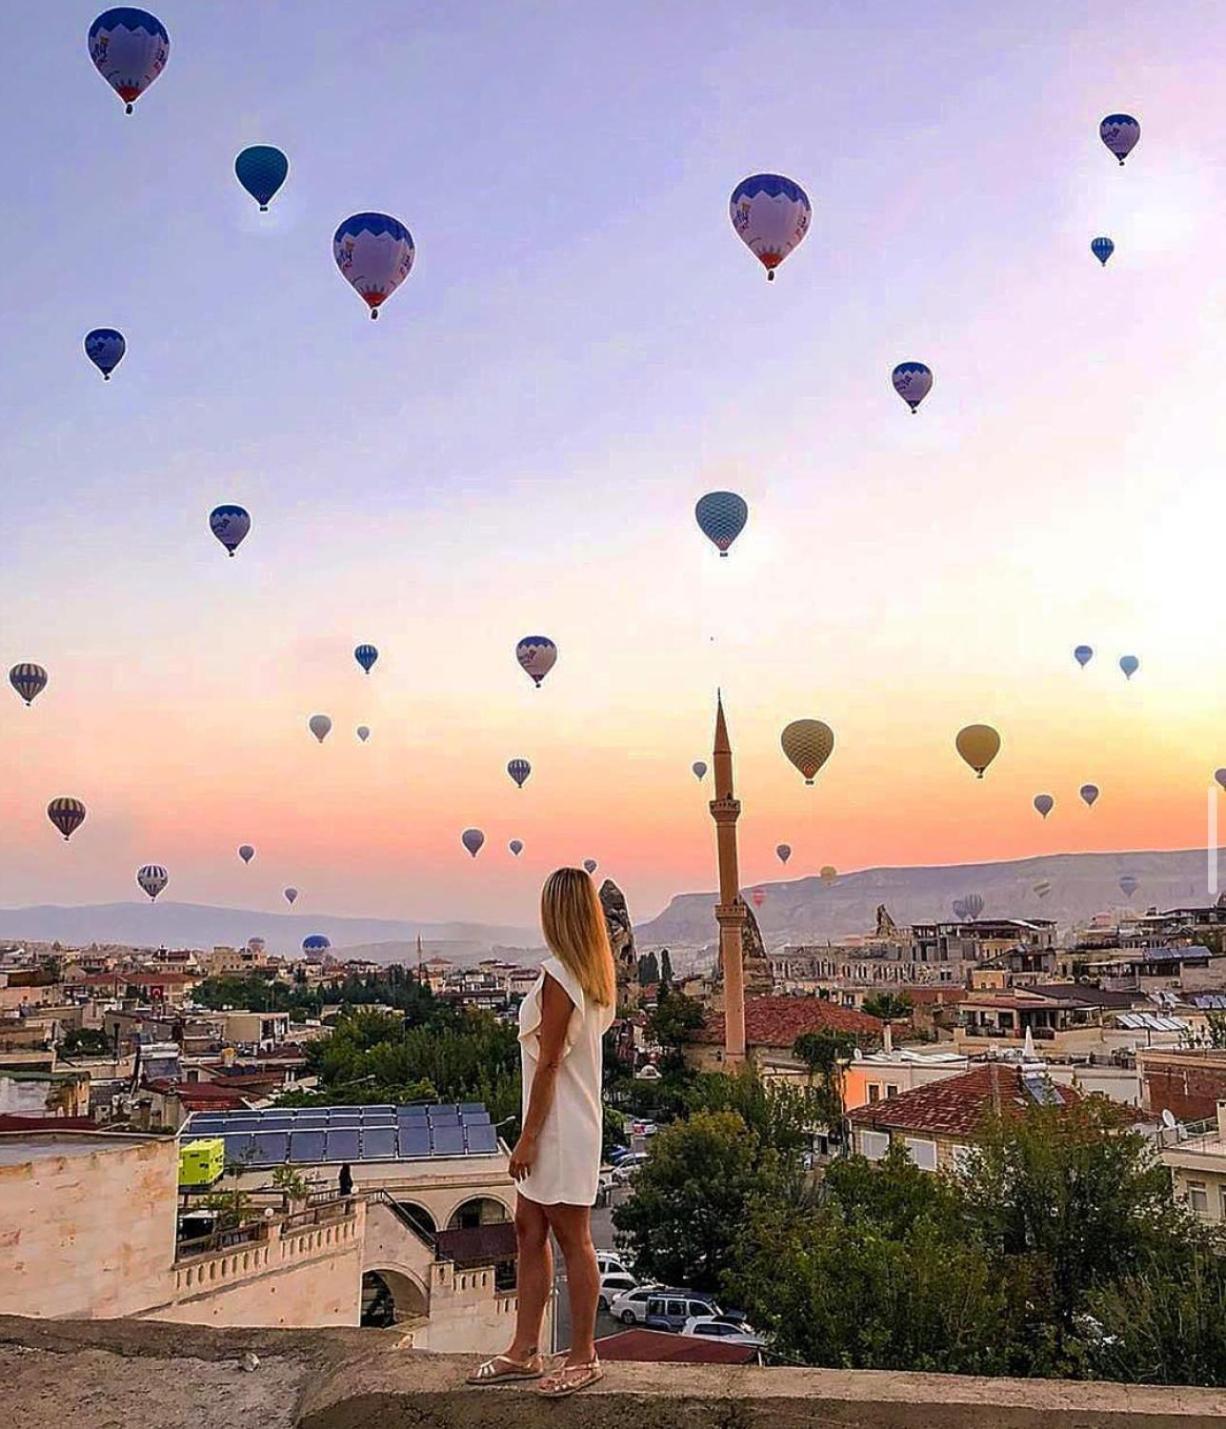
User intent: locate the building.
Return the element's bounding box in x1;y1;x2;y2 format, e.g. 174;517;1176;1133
687;996;881;1078
710;695;748;1062
1159;1100;1226;1223
1137;1047;1226;1123
198;945;271;978
842;1046;970;1112
910;918;1057;969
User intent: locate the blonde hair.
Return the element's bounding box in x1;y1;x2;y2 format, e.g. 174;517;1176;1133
541;867;616;1007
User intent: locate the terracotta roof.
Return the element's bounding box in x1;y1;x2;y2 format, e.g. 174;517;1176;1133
595;1328;757;1365
692;996;881;1048
0;1114;96;1132
144;1078;252;1109
848;1063;1081;1138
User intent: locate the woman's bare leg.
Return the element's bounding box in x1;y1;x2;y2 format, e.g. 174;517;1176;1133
546;1203;599;1366
508;1194;552;1359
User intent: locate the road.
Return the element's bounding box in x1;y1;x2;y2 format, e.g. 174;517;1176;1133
551;1188;629;1353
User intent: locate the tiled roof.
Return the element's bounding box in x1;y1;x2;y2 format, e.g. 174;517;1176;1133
692;996;881;1048
848;1063;1081;1138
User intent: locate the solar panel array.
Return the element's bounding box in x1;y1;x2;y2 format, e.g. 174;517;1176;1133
183;1103;500;1167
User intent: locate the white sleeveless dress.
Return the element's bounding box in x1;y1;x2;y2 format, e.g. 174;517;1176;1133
517;955;615;1206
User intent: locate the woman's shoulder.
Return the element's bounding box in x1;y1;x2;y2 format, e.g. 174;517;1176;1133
540;955;584;1009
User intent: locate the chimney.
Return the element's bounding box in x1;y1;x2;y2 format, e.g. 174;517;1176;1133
1218;1099;1226;1143
883;1022;894;1054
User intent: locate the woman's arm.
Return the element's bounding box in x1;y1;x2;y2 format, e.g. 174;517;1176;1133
509;973;574;1182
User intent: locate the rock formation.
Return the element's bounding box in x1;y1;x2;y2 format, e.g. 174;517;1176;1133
600;879;637;1000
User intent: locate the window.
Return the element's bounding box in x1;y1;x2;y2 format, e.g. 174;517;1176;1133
867;1083;881;1103
1187;1181;1209;1214
689;1301;712;1317
904;1137;938;1172
861;1130;889;1161
885;1084;900;1098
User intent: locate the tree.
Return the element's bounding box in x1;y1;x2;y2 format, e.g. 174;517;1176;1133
636;951;660;987
861;992;912;1021
687;1064;820;1162
612;1110;777;1291
792;1028;859;1129
647;987;705;1050
659;948;673;989
57;1026;113;1057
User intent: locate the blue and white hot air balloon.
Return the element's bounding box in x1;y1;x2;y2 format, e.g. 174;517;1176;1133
84;328;125;379
354;644;378;674
1120;654;1140;680
88;9;168;113
1074;644;1094;669
1091;236;1115;267
333;213;415;318
729;174;811;280
209;505;250;556
1100;114;1140;165
137;864;168;901
9;663;47;706
235;146;289;211
1080;783;1100;807
892;362;933;413
507;758;531;789
695;492;748;557
516;636;557;688
1034;794;1054;819
302;933;330;955
461;828;485;858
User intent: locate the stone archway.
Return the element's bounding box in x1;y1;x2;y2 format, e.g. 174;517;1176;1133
395;1200;437;1238
361;1266;428;1328
445;1195;512;1231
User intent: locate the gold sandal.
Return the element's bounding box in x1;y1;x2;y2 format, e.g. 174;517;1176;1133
537;1358;604;1398
467;1351;544;1385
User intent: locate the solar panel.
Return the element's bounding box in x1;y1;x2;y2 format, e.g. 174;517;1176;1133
289;1130;327;1163
1021;1074;1062;1107
249;1132;290;1165
222;1133;258;1166
219;1116;264;1131
294;1113;330;1127
398;1107;429;1121
324;1128;360;1162
461;1110;491;1126
432;1124;465;1155
428;1103;460;1120
400;1125;431;1158
459;1102;485;1114
324;1112;362;1127
363;1104;397;1115
464;1123;499;1154
361;1126;397;1160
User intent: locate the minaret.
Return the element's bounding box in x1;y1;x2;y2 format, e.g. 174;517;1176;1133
711;693;747;1063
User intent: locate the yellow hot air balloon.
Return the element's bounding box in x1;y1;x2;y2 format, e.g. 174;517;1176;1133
820;865;837;884
955;724;1001;778
781;719;835;785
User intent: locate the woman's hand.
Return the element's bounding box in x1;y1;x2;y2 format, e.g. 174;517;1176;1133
509;1132;538;1182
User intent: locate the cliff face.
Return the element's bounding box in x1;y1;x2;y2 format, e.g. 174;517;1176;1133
740;899;773;995
599;879;637;997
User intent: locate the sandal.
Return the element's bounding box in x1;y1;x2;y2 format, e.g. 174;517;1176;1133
466;1351;544;1385
537;1358;604;1398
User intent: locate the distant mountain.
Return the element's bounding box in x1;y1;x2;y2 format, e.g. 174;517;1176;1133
0;902;535;961
636;848;1217;949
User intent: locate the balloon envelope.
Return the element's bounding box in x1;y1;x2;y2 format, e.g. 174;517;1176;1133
461;828;485;858
695;491;749;556
1100;113;1140;164
284;887;298;904
507;758;531;788
354;644;378;674
88;8;169;112
302;934;330;954
1080;783;1100;807
583;859;598;875
1120;655;1140;679
1091;236;1114;266
729;174;811;279
892;362;932;412
48;797;86;840
84;328;125;379
1034;794;1054;819
238;844;254;864
1119;875;1139;898
781;719;835;784
356;725;370;742
509;839;523;857
955;724;1001;778
750;887;765;908
776;843;791;864
692;761;707;781
963;893;984;920
333;213;415;318
1074;644;1094;668
516;636;557;687
308;714;332;743
137;864;167;900
1216;770;1226;792
235;145;288;210
209;505;250;556
9;663;47;705
820;865;837;884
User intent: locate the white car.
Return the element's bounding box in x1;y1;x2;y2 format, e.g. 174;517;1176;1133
596;1251;633;1280
607;1284;663;1325
597;1271;638;1311
681;1316;765;1347
612;1151;649;1183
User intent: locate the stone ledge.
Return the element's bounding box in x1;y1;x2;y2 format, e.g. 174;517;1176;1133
4;1316;1225;1429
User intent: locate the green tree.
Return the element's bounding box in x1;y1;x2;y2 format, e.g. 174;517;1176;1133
791;1028;860;1130
636;951;660;986
659;948;673;989
861;992;912;1021
686;1064;819;1162
57;1026;113;1057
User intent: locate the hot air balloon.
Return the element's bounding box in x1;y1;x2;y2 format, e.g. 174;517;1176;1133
507;758;531;789
963;893;984;921
955;725;1001;778
1034;794;1055;819
84;328;125;379
820;865;837;884
516;636;557;687
509;839;524;857
776;844;791;865
728;174;811;280
1091;237;1114;267
461;828;485;858
1080;783;1100;807
781;719;835;785
1119;874;1139;899
951;898;968;921
750;887;766;908
238;844;254;865
583;859;598;875
354;644;378;674
308;714;332;743
356;725;370;743
9;663;47;706
137;864;167;901
333;213;415;318
692;761;707;781
88;8;169;113
284;887;298;905
695;491;749;556
302;933;330;955
48;797;86;841
209;505;250;557
1034;879;1052;899
235;146;289;211
1216;770;1226;793
1074;645;1094;669
1120;655;1140;680
891;362;932;413
1100;114;1140;165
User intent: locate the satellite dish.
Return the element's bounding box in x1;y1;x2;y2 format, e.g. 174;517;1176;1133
1161;1108;1177;1129
853;1047;863;1061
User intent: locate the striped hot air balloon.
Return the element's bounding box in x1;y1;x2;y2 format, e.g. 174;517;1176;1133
48;797;86;841
9;663;47;706
137;864;168;900
507;758;531;789
354;644;378;674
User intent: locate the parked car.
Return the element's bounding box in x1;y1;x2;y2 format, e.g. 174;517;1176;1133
606;1144;631;1165
644;1290;724;1333
630;1119;659;1137
596;1251;634;1280
607;1284;664;1325
597;1272;637;1312
612;1151;649;1183
681;1316;765;1347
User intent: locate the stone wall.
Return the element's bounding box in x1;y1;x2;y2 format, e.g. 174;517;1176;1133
1138;1049;1226;1122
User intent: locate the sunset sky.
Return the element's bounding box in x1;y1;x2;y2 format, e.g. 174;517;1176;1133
2;1;1224;928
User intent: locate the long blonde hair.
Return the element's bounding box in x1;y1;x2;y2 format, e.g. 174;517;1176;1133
541;867;616;1007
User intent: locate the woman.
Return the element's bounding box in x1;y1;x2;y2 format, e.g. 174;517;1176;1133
468;867;617;1398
